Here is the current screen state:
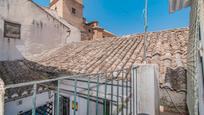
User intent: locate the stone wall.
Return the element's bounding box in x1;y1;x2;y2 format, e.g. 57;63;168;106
160;67;187;114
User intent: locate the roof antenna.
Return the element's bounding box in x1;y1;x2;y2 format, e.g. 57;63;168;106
143;0;148;64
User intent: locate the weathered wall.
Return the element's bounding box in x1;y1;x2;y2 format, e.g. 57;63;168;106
187;0;204;115
60;81;106;115
0;0;80;61
135;64;160;115
4;91;54;115
103;30;116;38
82;21;115;40
75;0;83;4
160;67;187;114
43;7;81;43
0;79;4;115
93;29;104;40
63;0;83;30
50;0;64;17
198;1;204;114
58;64;160;115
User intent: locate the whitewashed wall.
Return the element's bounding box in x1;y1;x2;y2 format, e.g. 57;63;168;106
60;79;118;115
4;92;54;115
59;65;159;115
0;0;81;61
198;1;204;115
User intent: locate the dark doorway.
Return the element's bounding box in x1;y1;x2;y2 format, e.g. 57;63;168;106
62;96;70;115
103;100;110;115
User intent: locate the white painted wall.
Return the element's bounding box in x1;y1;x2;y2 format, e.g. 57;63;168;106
135;64;160;115
59;65;160;115
0;0;81;61
198;1;204;115
0;79;4;115
60;79;120;115
4;91;54;115
3;64;159;115
43;7;81;43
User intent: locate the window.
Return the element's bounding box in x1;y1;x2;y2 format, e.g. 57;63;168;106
55;7;57;11
4;21;21;39
88;29;91;33
72;8;76;14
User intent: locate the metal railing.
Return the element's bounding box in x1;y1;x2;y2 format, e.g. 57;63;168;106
4;67;138;115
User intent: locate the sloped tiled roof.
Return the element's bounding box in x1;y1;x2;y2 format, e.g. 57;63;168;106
1;28;189;106
0;60;46;85
36;28;189;77
0;60;72;86
0;60;72;101
0;60;50;100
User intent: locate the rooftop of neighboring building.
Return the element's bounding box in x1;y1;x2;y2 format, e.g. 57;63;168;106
0;28;188;102
35;28;188;75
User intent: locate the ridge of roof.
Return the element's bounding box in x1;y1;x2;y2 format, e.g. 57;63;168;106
120;27;189;38
103;30;117;36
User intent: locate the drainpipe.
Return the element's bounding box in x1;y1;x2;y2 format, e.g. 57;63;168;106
0;79;5;115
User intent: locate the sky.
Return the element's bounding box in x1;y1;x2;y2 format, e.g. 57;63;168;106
33;0;190;36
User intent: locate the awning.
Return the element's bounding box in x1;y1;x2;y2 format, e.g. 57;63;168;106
169;0;191;13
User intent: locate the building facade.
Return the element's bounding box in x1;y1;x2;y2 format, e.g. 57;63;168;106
0;0;81;61
0;0;80;114
82;20;116;40
50;0;84;30
187;0;204;115
49;0;115;40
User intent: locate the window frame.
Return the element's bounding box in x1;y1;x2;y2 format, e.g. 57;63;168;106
4;20;21;39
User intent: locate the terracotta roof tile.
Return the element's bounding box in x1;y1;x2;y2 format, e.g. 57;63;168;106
0;60;72;100
36;28;189;79
1;28;189;101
